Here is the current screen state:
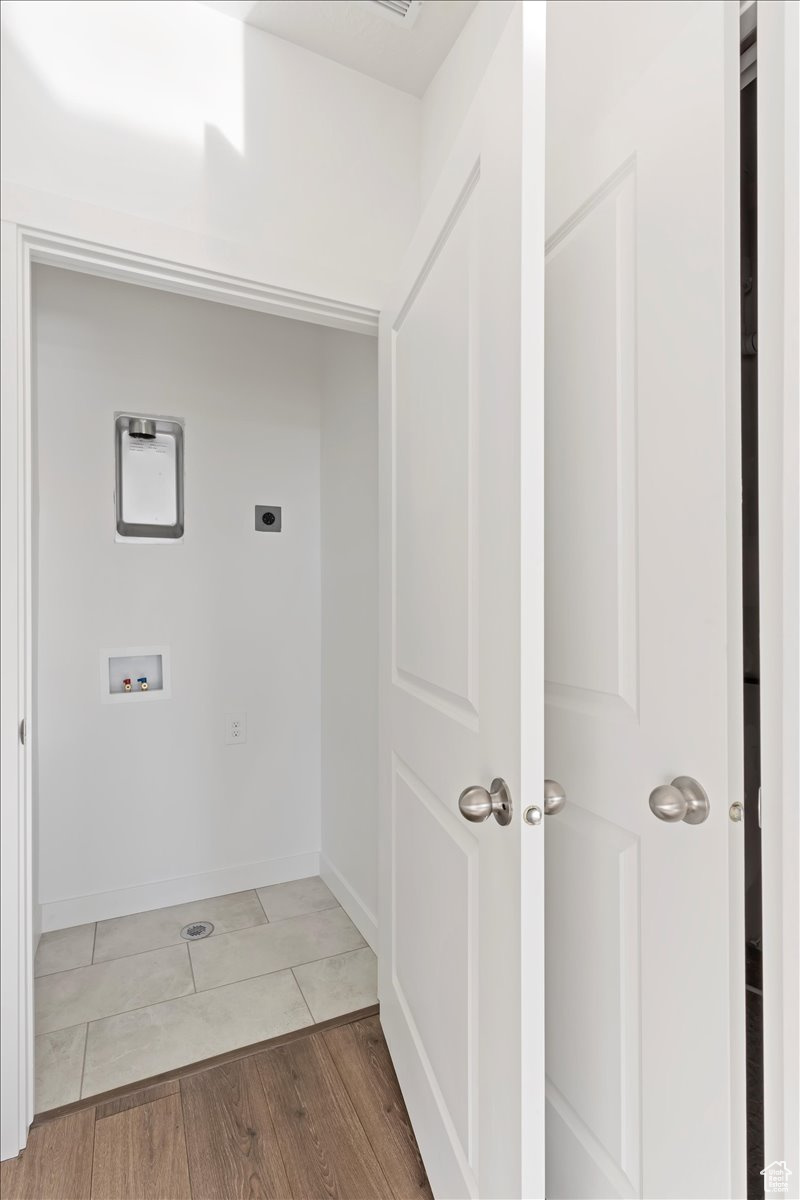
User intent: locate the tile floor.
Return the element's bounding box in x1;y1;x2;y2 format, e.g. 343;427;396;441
33;876;377;1113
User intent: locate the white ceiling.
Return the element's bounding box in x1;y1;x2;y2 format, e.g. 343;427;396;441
200;1;478;97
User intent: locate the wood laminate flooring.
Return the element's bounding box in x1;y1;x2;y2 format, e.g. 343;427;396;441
2;1014;433;1200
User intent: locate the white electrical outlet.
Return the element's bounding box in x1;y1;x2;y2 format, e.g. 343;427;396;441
226;713;247;745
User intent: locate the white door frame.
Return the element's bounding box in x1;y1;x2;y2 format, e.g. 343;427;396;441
0;219;378;1162
757;1;800;1185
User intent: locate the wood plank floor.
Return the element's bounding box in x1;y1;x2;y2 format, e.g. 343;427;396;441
2;1015;433;1200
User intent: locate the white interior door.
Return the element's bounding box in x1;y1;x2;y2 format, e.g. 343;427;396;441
544;3;744;1198
378;5;546;1198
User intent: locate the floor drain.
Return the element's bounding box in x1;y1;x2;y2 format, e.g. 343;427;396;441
180;921;214;941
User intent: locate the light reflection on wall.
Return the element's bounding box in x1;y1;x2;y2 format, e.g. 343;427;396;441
2;0;245;154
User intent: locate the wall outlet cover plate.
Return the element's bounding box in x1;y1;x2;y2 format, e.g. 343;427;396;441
255;505;281;532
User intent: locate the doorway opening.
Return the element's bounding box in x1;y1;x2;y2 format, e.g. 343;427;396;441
29;263;379;1113
740;48;764;1200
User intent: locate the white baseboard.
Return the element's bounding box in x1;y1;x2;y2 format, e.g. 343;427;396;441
41;851;321;931
319;855;377;952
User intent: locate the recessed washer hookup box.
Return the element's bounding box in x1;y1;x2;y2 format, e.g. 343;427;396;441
115;413;184;541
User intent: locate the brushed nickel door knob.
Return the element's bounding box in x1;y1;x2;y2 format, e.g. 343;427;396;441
458;778;512;826
544;779;567;815
648;776;710;825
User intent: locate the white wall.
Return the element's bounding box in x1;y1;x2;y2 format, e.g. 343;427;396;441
758;0;800;1177
33;265;326;926
419;0;514;206
1;1;419;309
319;329;379;948
0;0;516;303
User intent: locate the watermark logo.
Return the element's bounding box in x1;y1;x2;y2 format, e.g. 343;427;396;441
761;1161;792;1194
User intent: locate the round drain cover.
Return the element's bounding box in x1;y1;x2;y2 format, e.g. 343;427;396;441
180;921;214;941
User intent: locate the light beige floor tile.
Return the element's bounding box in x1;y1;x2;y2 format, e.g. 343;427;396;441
36;944;193;1035
93;890;266;962
190;906;365;992
35;924;95;977
256;876;338;922
35;1024;87;1112
82;970;312;1097
293;947;377;1022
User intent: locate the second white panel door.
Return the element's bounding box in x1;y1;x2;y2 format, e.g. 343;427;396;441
545;2;744;1198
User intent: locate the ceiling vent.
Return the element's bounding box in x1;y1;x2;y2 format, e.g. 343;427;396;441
361;0;423;27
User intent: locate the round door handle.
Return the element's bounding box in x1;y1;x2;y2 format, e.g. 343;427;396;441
544;779;567;815
458;778;512;826
648;776;710;825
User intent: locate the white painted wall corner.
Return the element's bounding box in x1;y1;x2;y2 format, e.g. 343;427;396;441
320;855;377;952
